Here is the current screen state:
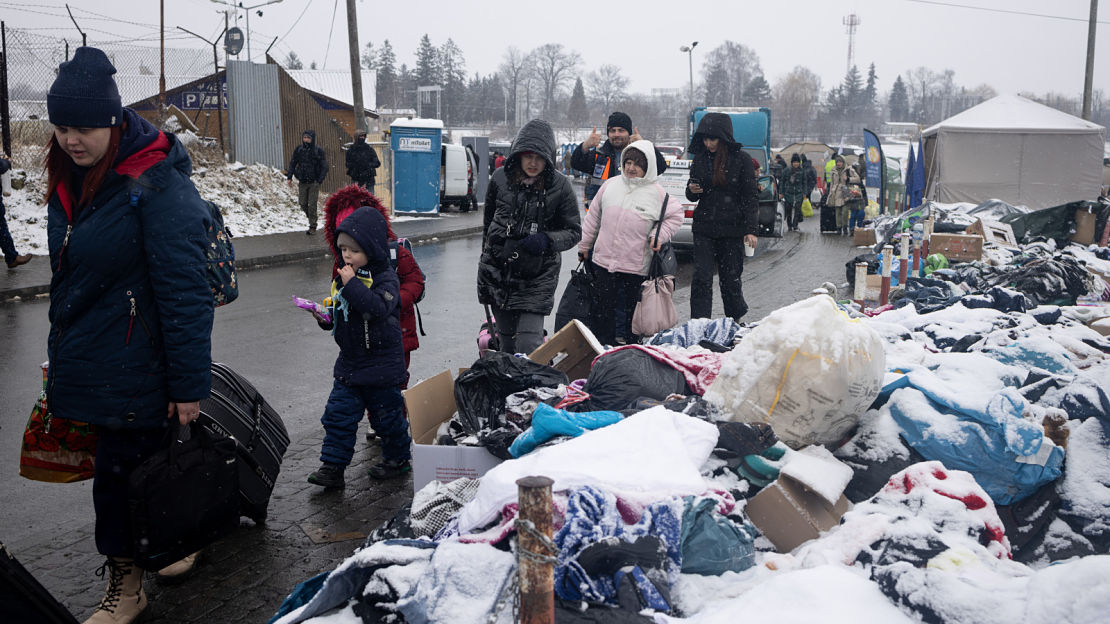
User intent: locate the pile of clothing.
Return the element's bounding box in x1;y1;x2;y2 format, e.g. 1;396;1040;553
269;241;1110;622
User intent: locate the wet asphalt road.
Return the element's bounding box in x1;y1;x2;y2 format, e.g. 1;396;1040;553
0;218;862;621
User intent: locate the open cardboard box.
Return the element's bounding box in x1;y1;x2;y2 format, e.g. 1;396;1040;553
404;321;604;492
404;369;503;492
745;452;853;553
528;319;604;382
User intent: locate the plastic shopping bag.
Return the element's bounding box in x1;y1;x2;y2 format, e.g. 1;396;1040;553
704;295;886;448
800;197;814;218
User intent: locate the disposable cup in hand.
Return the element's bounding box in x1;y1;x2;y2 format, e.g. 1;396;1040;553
744;241;755;257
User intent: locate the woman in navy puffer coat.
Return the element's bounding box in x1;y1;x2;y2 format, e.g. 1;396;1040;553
44;47;213;623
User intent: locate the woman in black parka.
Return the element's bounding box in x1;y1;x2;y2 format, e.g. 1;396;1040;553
685;112;759;321
478;119;582;353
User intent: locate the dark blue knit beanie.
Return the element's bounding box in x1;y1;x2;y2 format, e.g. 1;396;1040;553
47;47;123;128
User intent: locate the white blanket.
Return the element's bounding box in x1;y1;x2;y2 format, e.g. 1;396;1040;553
456;406;719;534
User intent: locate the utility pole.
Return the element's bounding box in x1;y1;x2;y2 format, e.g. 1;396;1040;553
345;0;365;134
1082;0;1098;120
159;0;166;124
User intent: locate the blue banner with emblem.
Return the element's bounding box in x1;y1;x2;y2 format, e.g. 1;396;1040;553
862;129;883;188
863;128;886;212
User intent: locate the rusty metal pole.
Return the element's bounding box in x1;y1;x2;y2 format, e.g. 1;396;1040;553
517;476;555;624
879;244;893;307
853;261;868;310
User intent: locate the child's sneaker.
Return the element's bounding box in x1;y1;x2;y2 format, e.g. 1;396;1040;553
307;462;345;489
368;458;411;480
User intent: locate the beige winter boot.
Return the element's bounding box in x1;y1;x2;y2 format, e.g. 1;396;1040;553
155;551;199;582
83;557;147;624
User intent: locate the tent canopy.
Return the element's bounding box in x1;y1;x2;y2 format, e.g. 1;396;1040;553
922;95;1105;210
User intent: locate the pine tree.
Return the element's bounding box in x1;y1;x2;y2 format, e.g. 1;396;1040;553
704;63;731;106
864;63;878;112
415;34;440;87
438;39;467;125
283;51;303;70
842;66;863;110
888;75;910;121
567;77;588;126
376;40;397;109
744;75;772;105
360;41;377;71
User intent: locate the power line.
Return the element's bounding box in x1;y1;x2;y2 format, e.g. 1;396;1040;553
322;0;338;70
274;0;315;48
906;0;1110;25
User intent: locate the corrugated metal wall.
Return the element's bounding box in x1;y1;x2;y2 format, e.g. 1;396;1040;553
227;61;283;168
276;65;354;196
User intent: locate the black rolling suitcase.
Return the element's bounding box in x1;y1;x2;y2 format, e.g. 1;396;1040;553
820;201;838;232
197;363;290;523
1;542;79;624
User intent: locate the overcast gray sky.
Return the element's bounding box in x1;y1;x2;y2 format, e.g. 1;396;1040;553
5;0;1108;100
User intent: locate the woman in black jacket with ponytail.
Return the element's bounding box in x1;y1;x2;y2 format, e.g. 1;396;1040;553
685;112;759;321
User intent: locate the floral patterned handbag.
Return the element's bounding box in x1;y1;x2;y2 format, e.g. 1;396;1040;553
18;362;98;483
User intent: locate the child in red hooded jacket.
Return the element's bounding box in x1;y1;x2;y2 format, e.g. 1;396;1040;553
324;185;424;390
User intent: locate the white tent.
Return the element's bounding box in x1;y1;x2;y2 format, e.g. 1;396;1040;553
922;94;1105;209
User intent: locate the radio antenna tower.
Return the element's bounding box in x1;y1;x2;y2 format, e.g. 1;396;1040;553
843;13;861;73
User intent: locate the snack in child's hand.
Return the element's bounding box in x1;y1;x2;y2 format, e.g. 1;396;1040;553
292;295;331;323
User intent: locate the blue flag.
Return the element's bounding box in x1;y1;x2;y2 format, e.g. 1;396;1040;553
912;137;926;206
905;143;917;208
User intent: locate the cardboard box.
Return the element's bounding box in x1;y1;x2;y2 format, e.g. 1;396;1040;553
929;233;984;262
852;228;877;246
745;473;852;553
527;319;604;382
1072;207;1097;245
404;369;503;492
966;218;1015;246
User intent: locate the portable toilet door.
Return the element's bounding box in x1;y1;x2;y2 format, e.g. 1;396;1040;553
390;118;445;213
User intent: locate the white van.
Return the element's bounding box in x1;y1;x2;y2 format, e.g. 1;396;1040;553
441;144;478;211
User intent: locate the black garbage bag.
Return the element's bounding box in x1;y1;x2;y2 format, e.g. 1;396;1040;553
845;252;880;288
581;349;690;412
453;351;569;436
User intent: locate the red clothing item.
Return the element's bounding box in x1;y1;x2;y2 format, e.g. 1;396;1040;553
394;244;424;353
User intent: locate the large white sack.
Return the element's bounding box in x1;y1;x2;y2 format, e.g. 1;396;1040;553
456;406;718;534
704;295;886;448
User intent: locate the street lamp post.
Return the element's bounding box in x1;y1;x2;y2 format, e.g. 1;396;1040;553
210;0;283;62
679;41;698;112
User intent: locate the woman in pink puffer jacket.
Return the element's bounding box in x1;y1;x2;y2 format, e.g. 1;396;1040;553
578;139;683;345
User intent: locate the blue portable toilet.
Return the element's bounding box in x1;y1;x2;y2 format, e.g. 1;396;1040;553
391;118;444;214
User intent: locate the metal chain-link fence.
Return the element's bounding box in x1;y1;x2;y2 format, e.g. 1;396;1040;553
3;24;215;149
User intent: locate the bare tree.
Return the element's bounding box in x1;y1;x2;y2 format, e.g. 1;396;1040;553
586;64;629;113
772;66;822;142
498;47;531;127
531;43;582;120
701;41;762;107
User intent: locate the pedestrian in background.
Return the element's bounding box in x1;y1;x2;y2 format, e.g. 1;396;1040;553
685;112;759;322
1;152;33;269
578;139;682;345
43;46;215;624
478;119;581;354
306;206;412;489
286;129;328;234
571;111;668;203
779;154;809;232
849;160;869;234
826;155;862;235
345;130;380;191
